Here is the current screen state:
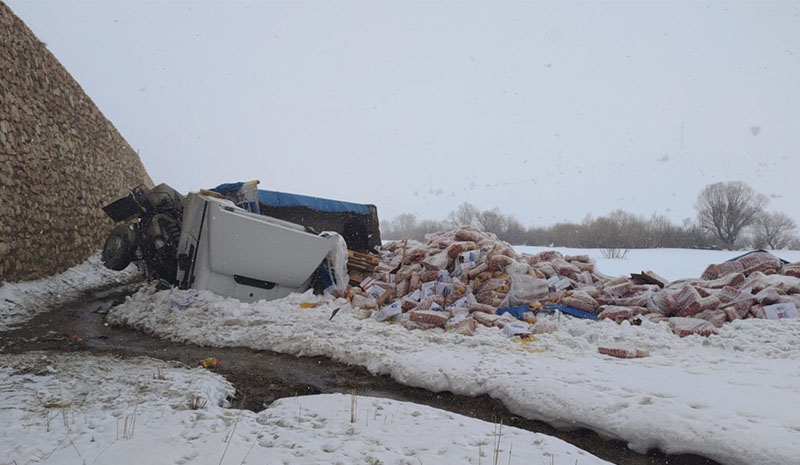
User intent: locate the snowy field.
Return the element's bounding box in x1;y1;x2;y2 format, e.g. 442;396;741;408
0;352;611;465
514;246;800;282
107;285;800;465
0;252;138;331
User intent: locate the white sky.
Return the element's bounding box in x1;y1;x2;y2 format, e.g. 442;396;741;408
8;0;800;226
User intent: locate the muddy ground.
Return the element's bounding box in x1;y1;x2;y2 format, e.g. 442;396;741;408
0;281;719;465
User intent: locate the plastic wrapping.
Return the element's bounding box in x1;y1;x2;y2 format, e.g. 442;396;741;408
445;316;477;336
446;241;478;259
454;228;485;243
488;254;514;272
604;281;632;298
422;249;450;270
562;290;599;312
469;302;497;314
551;258;582;279
783;262;800;278
701;261;744;280
754;287;784;305
418;295;446;310
597;305;645;323
472;312;501;327
499;274;548;309
477;277;511;293
322;232;349;293
702;272;746;289
738;252;783;275
351;294;378;310
694;309;728;327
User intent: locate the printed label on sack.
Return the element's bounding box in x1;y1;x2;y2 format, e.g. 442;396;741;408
421;281;437;298
451;294;476;308
367;285;386;300
763;302;799;320
373;302;402;322
436;282;454;299
360;277;376;292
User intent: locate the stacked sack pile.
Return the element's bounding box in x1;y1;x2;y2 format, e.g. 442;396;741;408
343;227;800;338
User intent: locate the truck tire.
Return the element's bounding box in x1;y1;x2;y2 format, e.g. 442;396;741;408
102;224;137;271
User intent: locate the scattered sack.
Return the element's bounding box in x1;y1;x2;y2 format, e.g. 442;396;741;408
562;290;599;313
597;347;649;359
499;274;548;308
597;305;645;323
169;289;198;311
445;316;477;336
373;302;403;322
502;323;533;338
351;294;378;310
409;310;449;327
530;320;557;334
669;317;718;338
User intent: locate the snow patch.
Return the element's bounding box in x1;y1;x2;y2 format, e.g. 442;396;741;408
108;285;800;465
0;352;611;465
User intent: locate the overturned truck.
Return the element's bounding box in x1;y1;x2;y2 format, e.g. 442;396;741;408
100;182;378;302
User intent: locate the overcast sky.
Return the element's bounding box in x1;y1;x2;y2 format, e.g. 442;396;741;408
8;1;800;226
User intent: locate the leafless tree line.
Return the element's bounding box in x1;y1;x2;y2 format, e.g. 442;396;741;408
381;181;799;250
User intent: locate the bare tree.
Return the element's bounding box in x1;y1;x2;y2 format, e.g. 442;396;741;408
477;208;508;236
392;213;417;233
503;217;527;245
751;211;797;249
448;202;481;228
695;181;767;249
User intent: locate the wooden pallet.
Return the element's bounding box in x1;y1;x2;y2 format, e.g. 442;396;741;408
347;249;380;272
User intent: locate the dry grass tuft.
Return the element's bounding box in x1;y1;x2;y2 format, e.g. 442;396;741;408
188;394;208;410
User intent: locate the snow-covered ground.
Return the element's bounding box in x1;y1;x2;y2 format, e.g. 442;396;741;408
515;246;800;282
6;247;800;464
107;285;800;465
0;352;612;465
0;252;138;331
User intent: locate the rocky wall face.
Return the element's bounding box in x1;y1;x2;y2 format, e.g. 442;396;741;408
0;4;153;283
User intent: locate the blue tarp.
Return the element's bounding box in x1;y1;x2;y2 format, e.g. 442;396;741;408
496;304;598;321
212;183;371;215
536;304;598;320
496;306;531;320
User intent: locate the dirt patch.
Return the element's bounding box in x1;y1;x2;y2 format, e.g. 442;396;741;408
0;282;719;465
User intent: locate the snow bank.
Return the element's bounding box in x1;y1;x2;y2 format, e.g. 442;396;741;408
0;352;610;465
107;286;800;465
0;252;138;331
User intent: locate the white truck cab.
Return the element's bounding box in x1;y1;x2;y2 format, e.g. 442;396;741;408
175;193;342;302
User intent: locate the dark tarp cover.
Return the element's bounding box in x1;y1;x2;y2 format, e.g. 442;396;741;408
212;183;371;215
725;249;791;265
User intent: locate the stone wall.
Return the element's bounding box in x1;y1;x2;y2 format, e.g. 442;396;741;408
0;3;153;283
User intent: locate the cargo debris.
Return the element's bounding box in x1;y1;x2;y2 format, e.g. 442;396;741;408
343;228;800;338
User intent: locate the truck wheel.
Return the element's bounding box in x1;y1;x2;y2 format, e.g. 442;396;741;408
102;224;137;271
